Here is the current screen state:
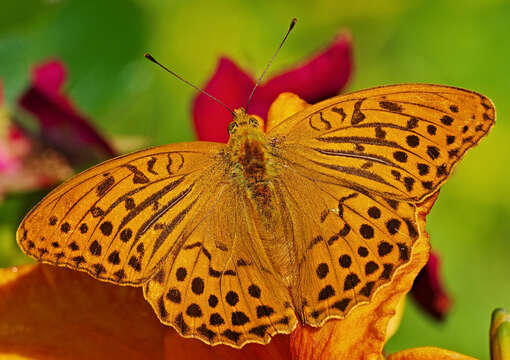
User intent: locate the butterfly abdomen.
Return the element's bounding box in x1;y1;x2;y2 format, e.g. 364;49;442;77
238;139;266;184
239;138;275;217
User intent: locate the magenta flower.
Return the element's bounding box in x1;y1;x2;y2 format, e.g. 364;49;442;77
0;59;116;198
18;59;115;166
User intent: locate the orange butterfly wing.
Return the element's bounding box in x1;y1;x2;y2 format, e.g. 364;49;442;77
17;141;298;347
17;142;227;284
144;182;297;347
267;84;494;324
269;84;495;201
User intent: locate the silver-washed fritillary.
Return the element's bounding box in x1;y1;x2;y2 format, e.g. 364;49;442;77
17;82;494;347
16;15;495;345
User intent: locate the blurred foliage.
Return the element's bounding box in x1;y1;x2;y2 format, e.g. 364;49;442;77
0;0;509;358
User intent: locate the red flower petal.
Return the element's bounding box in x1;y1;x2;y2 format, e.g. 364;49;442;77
250;31;352;120
32;60;66;100
0;79;72;196
411;251;452;321
18;59;115;166
192;31;353;143
192;57;255;143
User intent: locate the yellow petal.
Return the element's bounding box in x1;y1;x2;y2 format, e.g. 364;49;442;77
266;92;309;132
387;346;478;360
289;193;438;360
386;296;406;342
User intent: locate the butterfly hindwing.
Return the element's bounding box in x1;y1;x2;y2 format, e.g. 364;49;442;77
269;84;495;202
276;168;417;324
143;183;297;347
17;142;227;285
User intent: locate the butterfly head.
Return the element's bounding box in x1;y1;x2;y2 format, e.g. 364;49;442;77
227;108;265;140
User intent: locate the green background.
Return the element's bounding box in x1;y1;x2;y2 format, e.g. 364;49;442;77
1;0;509;358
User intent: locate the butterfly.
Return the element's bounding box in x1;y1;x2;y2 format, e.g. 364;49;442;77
17;83;494;348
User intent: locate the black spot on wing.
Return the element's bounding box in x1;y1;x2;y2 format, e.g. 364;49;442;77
124;164;150;184
97;176;115;196
379;101;402;112
147;157;158;175
222;329;241;343
351;98;366;125
197;324;216;342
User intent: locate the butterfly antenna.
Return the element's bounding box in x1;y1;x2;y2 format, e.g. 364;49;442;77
245;18;297;112
144;53;236;116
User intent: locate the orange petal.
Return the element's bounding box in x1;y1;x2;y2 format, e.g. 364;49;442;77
386;346;478;360
163;331;290;360
289;194;438;360
0;264;292;360
0;264;166;359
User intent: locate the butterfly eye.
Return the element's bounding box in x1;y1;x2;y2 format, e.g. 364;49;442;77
249;117;259;128
227;122;239;135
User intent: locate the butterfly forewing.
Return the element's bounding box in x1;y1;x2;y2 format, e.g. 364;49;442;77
17;142;226;284
270;84;495;202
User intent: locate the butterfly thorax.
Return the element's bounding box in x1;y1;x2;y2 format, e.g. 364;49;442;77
227;110;278;219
